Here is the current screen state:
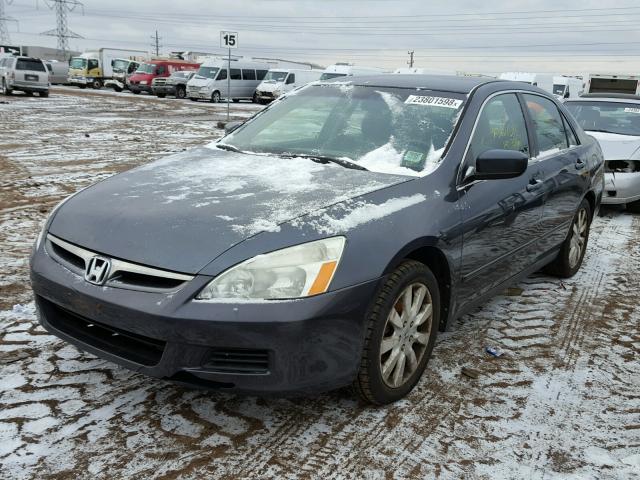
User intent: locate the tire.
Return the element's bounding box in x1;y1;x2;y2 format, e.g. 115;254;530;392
40;91;49;98
626;200;640;214
544;198;592;278
132;89;140;95
25;91;34;96
79;85;86;89
210;91;221;103
2;79;11;95
252;92;258;103
91;79;102;89
114;86;123;92
176;86;186;99
353;260;440;405
156;93;166;98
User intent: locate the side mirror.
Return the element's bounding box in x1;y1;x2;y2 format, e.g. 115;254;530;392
224;120;244;134
474;149;528;180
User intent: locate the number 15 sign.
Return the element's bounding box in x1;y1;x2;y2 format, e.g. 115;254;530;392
220;31;238;49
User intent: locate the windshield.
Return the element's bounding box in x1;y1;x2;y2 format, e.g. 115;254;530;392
553;84;566;96
136;63;157;74
69;58;86;69
112;59;129;71
320;72;348;80
264;71;287;82
224;84;466;177
196;66;219;79
565;101;640;136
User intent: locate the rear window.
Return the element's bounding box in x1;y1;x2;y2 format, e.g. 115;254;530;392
16;59;46;72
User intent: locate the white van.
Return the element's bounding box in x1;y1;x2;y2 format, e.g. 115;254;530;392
498;72;554;95
552;76;583;100
254;68;323;103
320;63;386;80
186;59;270;103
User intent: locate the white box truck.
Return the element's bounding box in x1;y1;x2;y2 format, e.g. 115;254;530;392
584;73;640;95
552;76;584;100
254;68;323;103
498;72;554;94
320;63;387;80
68;48;148;89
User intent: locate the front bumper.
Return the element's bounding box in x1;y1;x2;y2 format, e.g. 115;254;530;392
152;85;176;95
602;172;640;204
30;242;379;395
187;89;211;100
129;83;152;93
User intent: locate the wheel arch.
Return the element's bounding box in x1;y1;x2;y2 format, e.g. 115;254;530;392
584;190;596;218
383;239;454;332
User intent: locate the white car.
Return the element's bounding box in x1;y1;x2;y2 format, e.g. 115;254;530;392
565;94;640;212
0;56;50;97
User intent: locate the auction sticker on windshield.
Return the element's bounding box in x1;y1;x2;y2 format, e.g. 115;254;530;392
405;95;463;109
624;107;640;114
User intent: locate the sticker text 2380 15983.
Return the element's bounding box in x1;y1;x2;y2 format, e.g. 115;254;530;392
404;95;463;109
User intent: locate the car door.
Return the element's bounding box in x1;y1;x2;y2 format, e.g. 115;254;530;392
521;94;586;254
457;92;545;303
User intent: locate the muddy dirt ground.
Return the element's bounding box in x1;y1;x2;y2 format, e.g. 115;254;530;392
0;88;638;479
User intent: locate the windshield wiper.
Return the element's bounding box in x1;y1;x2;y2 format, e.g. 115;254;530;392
216;143;242;153
286;153;368;171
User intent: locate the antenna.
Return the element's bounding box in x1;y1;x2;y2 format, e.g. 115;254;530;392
40;0;84;59
0;0;18;44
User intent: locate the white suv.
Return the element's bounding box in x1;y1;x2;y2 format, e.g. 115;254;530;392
0;56;50;97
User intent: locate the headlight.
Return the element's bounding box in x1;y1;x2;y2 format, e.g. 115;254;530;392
34;193;78;251
140;80;148;85
196;237;346;301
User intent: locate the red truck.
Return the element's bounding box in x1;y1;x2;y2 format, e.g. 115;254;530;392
127;59;200;94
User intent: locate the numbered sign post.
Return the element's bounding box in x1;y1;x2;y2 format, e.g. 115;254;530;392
220;31;238;121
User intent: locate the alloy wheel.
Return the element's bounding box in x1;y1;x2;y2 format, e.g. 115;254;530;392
380;282;433;388
568;208;588;268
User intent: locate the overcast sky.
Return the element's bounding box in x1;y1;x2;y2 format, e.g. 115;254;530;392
4;0;640;74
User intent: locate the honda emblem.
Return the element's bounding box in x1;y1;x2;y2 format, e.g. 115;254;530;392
85;256;111;285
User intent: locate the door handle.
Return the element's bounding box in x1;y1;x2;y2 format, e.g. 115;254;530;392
526;178;543;192
575;158;586;170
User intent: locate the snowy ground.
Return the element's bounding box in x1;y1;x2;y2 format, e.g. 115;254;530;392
1;88;639;480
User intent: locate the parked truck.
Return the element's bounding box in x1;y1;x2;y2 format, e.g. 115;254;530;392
498;72;554;94
254;68;322;103
583;73;640;95
552;76;583;100
67;48;148;89
104;58;145;92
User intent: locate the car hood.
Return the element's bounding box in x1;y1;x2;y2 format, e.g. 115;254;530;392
257;81;283;93
187;77;212;87
49;146;408;274
587;131;640;160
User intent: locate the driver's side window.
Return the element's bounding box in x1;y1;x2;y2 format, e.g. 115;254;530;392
469;93;530;162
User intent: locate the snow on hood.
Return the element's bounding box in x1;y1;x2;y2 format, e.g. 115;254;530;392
587;131;640;160
48;146;409;274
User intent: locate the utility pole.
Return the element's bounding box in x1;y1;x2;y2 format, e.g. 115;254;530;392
0;0;17;44
407;50;415;68
40;0;84;59
151;30;161;57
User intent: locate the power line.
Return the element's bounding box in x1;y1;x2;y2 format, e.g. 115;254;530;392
40;0;84;58
0;0;17;44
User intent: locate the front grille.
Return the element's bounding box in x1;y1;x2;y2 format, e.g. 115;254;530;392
39;297;166;366
153;78;167;86
202;348;270;374
46;234;193;292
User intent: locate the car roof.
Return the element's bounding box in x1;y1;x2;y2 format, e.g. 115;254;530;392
567;93;640;103
324;74;500;93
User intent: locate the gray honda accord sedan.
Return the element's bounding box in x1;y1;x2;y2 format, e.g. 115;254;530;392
30;75;604;404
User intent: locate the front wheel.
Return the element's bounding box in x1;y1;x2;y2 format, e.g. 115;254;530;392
544;199;592;278
113;86;123;92
353;260;439;405
210;91;221;103
39;91;49;98
176;86;186;99
91;79;102;89
627;200;640;214
2;79;11;95
156;93;166;98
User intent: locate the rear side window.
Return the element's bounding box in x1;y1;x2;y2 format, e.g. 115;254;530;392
469;93;530;160
242;69;255;80
256;69;267;80
523;94;569;155
16;59;46;72
230;69;241;80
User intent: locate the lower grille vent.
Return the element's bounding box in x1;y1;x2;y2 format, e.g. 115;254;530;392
202;348;270;374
